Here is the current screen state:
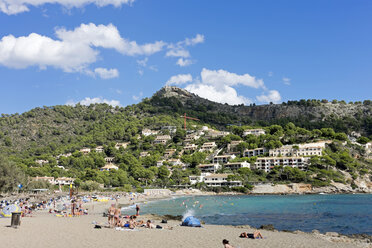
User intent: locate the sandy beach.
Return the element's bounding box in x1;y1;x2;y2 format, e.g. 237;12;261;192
0;194;370;248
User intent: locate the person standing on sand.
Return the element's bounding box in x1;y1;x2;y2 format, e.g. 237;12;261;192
136;204;140;216
71;200;76;216
108;204;116;227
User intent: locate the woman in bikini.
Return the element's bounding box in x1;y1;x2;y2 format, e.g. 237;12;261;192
239;230;264;239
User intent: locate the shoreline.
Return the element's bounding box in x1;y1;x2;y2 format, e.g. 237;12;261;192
1;192;371;248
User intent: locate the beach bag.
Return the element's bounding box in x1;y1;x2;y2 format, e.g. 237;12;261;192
161;219;167;223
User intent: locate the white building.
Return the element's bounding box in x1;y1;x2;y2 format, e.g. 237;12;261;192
95;146;104;153
161;126;177;134
206;130;230;139
184;144;198;151
156;160;165;167
105;157;115;163
32;176;55;184
35;159;49;165
269;142;328;157
200;142;217;152
167;159;184;167
140;151;150;157
154;135;171;145
142;129;159;136
244;147;268;157
254;157;309;172
55;177;75;185
164;149;176;158
198;164;221;173
115;142;130;150
204;174;242;187
243;129;266;136
189;173;211;185
224;161;250;170
80;148;91;154
213;154;236;164
101;164;119;171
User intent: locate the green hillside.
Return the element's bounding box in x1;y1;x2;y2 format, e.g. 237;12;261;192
0;87;371;193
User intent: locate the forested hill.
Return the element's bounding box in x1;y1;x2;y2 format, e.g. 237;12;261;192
151;86;372;135
0;86;371;157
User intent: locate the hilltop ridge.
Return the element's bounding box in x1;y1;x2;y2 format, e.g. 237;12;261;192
151;86;372;135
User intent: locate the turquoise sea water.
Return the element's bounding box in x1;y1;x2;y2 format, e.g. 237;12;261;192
124;194;372;235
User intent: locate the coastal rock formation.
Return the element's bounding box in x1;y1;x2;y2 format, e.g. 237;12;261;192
153;86;372;135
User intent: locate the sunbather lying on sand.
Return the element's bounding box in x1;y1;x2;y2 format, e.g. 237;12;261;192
239;230;264;239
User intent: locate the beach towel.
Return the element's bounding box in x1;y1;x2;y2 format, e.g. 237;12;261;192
115;227;139;231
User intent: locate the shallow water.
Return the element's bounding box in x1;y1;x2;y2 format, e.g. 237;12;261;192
123;194;372;235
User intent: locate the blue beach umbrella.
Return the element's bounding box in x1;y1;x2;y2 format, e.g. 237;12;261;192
0;204;20;218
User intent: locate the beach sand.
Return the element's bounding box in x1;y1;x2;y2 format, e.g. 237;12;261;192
0;197;369;248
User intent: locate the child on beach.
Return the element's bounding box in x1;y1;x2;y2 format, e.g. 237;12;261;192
222;239;234;248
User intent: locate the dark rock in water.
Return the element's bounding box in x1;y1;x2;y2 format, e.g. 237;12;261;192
163;214;183;221
312;229;320;234
325;232;339;237
346;234;372;243
259;224;275;231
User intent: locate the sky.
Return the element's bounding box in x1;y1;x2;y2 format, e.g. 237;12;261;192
0;0;371;114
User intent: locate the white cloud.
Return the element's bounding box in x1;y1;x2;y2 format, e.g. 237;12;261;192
66;97;121;107
256;90;281;103
0;0;134;15
165;34;204;64
168;68;281;106
184;34;204;46
185;83;251;105
165;74;193;86
200;68;265;90
0;23;165;73
91;67;119;79
165;49;190;58
136;57;148;67
283;77;291;85
132;92;143;101
176;58;193;67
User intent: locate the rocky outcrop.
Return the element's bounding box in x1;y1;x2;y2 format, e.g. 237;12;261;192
250;181;372;194
153;86;372;134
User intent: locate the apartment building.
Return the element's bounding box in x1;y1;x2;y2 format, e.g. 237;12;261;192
197;164;221;173
243;147;268;157
154;135;171;145
213;154;236;164
200;142;217;152
243;129;266;136
254;157;309;172
224;161;250;170
204;174;242;187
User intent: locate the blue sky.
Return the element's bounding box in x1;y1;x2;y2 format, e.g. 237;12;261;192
0;0;371;114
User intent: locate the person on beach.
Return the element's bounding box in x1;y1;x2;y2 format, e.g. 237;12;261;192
146;220;156;229
71;200;76;216
113;207;121;227
136;204;140;216
239;230;264;239
108;204;116;227
222;239;234;248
